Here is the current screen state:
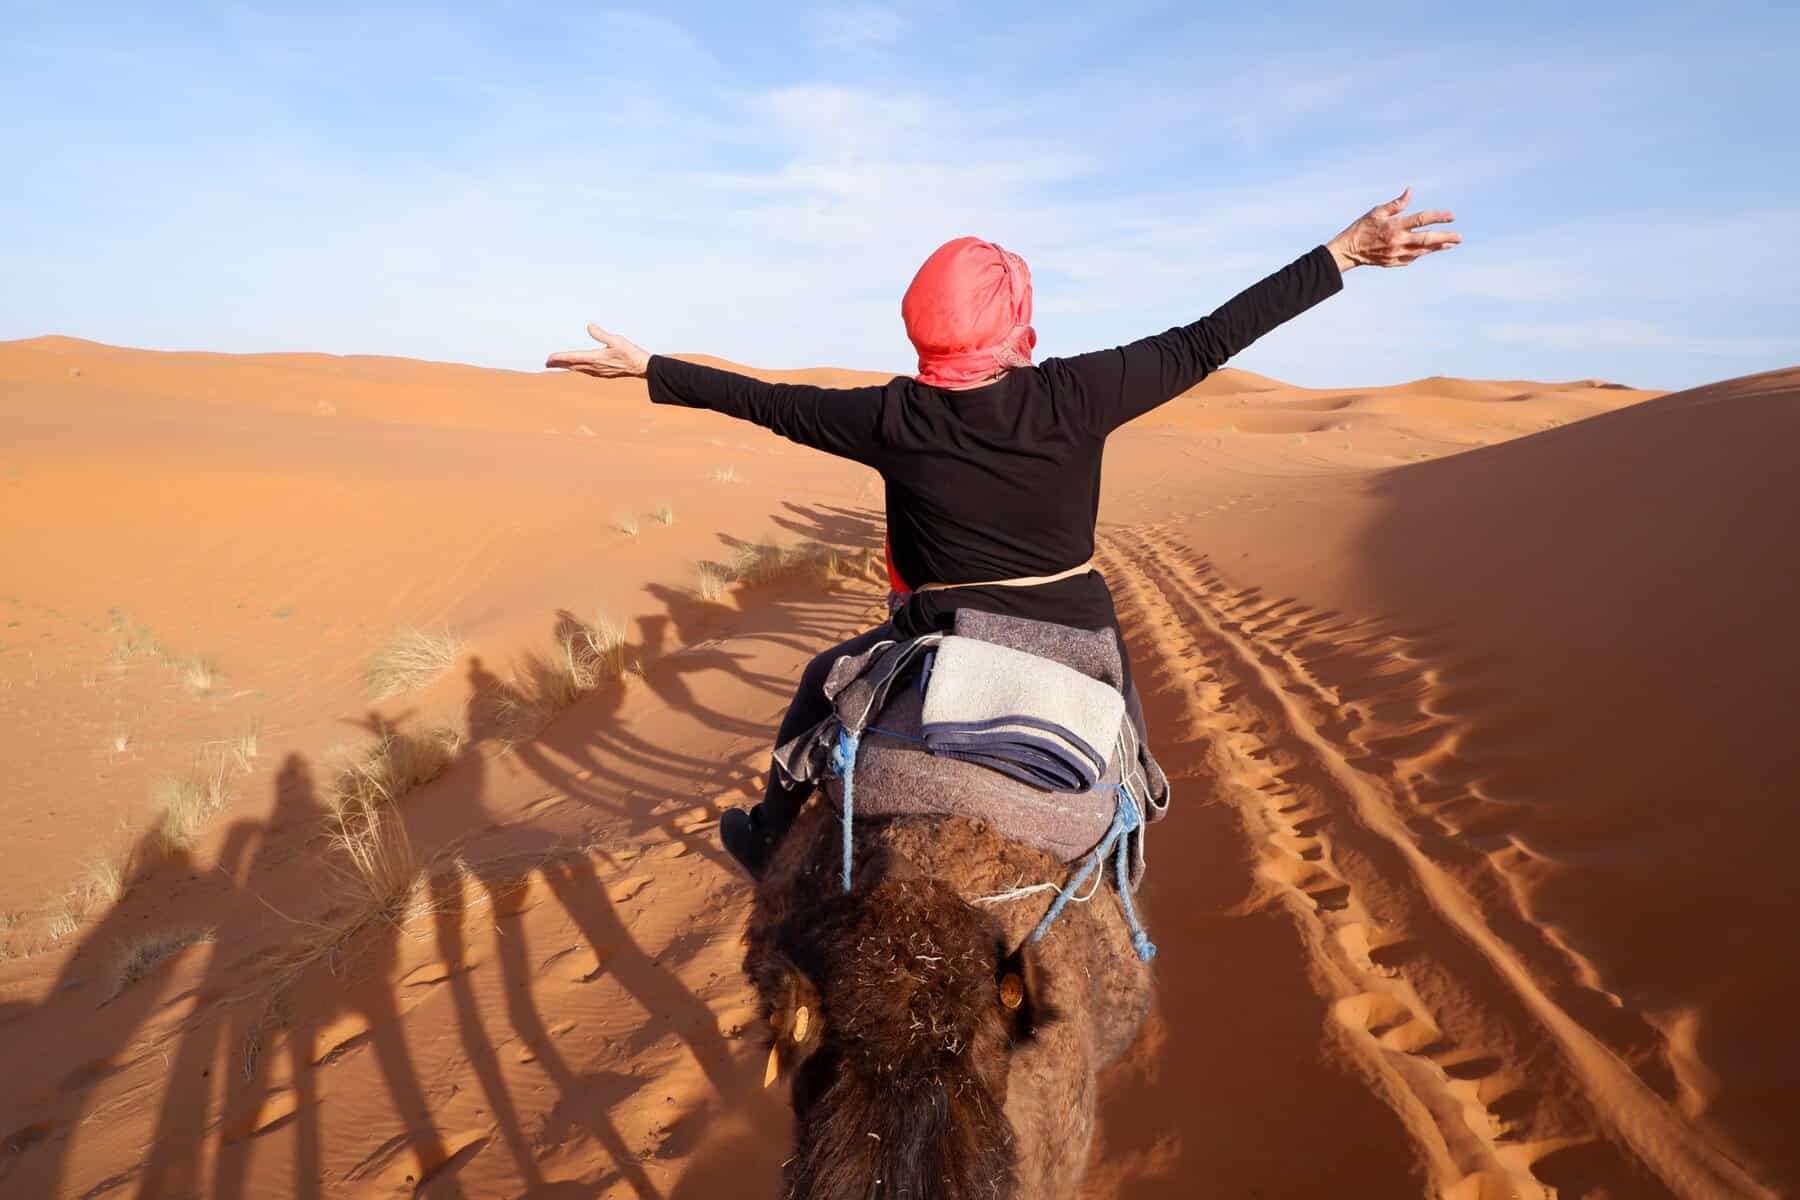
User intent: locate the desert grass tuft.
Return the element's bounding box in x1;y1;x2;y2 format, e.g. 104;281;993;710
0;911;20;933
81;849;134;909
169;653;222;694
262;805;440;1010
732;538;788;585
46;906;82;941
321;801;425;919
365;627;463;700
106;928;215;1001
154;748;237;853
489;613;634;738
710;465;739;484
107;609;160;661
612;513;641;537
696;560;731;602
728;537;866;590
328;726;464;815
109;729;132;754
230;724;261;772
652;503;675;526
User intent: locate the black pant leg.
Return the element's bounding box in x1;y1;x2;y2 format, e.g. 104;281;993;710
761;622;895;824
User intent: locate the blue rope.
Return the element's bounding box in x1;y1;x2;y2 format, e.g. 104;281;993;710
1027;782;1157;962
1113;788;1158;962
834;723;1155;959
830;727;862;893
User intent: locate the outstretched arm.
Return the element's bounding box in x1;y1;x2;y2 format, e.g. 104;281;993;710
1062;187;1459;435
546;326;885;464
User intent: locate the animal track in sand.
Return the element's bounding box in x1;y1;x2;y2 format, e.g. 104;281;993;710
1099;525;1772;1199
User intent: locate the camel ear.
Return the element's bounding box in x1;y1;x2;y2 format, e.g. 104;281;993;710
996;941;1054;1044
764;961;824;1087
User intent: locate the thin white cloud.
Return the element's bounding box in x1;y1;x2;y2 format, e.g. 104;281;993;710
1448;212;1800;304
4;8;1795;395
813;3;906;52
1485;320;1797;356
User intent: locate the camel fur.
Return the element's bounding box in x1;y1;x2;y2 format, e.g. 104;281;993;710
744;800;1154;1199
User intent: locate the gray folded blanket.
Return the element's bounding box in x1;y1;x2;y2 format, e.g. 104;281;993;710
774;609;1170;873
919;636;1127;792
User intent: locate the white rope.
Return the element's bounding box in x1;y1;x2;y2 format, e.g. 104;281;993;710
970;882;1057;906
970;867;1105;908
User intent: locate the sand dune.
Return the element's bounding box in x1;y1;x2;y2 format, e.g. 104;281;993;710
0;335;1792;1197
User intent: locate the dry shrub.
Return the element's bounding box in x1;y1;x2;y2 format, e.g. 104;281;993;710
613;513;641;537
652;504;675;526
364;627;463;700
262;805;439;1009
490;612;634;738
696;538;871;602
169;653;221;694
561;612;629;690
696;560;731;601
231;724;261;772
46;906;81;941
80;850;133;908
324;801;423;921
107;609;160;660
733;538;788;585
155;748;237;852
105;611;226;693
329;726;464;814
106;928;214;1001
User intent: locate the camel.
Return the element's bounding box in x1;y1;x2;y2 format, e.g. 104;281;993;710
745;793;1155;1199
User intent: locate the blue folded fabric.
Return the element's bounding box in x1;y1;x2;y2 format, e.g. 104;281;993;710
919;636;1126;792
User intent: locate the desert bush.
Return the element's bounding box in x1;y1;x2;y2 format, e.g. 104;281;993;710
80;850;133;908
329;726;464;815
652;504;675;526
106;928;214;1001
154;748;237;852
732;538;787;584
169;653;221;694
263;804;438;1010
710;465;738;483
612;512;641;537
365;627;463;699
107;609;160;660
231;724;261;772
46;906;82;941
696;560;731;601
324;800;422;918
488;612;633;738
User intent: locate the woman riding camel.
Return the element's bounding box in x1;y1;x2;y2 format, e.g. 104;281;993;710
549;188;1458;875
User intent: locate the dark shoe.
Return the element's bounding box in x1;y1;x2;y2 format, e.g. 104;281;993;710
720;805;782;879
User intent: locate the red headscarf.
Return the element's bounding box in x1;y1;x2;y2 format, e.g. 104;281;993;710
885;237;1036;594
902;236;1036;389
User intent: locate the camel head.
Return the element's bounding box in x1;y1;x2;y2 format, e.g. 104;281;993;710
748;870;1051;1199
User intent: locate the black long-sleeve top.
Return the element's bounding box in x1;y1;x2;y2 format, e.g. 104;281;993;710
647;244;1343;641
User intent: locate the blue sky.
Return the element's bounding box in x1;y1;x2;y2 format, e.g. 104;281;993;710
3;1;1795;390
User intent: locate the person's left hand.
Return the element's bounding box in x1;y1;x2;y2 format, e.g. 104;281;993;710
546;324;652;377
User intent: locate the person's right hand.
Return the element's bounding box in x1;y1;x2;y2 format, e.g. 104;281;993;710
1327;187;1460;272
546;324;652;377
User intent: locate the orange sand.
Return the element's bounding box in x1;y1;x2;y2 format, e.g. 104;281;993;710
1;333;1792;1197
